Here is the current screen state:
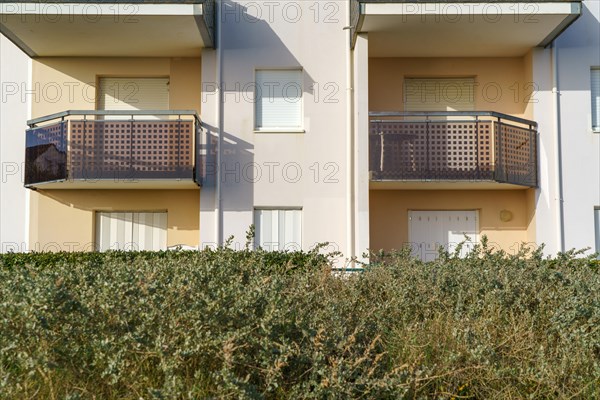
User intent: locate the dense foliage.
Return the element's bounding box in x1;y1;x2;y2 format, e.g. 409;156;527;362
1;241;599;399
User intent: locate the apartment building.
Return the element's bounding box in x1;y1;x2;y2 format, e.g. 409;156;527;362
0;0;598;260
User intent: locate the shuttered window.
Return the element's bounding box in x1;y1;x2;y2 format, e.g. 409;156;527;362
254;209;302;251
592;68;600;132
404;78;475;112
255;70;303;130
95;212;167;251
98;77;169;119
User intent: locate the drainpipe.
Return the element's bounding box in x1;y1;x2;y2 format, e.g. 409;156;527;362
345;2;355;262
551;41;565;253
215;0;223;246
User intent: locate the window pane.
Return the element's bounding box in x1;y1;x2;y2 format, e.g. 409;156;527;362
96;211;167;251
256;70;302;129
254;209;302;251
592;68;600;131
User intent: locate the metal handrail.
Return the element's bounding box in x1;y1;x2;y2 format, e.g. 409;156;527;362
368;111;537;128
27;109;201;128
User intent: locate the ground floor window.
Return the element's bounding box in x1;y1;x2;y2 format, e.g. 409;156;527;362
595;207;600;257
95;211;167;251
254;208;302;251
408;210;478;261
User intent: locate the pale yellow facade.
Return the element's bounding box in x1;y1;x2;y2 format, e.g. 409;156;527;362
368;55;536;254
369;55;534;119
370;189;535;253
29;190;200;251
29;57;202;250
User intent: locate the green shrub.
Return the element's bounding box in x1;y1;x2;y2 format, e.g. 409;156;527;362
0;242;598;399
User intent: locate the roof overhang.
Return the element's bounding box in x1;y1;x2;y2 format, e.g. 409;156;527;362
0;1;214;57
354;1;582;57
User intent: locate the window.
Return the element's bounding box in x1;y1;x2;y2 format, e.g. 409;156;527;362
98;77;169;120
595;207;600;257
255;69;303;131
254;209;302;251
592;68;600;132
404;78;475;113
95;212;167;251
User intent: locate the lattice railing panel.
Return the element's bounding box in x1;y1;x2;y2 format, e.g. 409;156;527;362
369;118;536;186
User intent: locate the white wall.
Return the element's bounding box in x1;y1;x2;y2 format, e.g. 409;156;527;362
0;34;29;252
201;1;350;258
556;0;600;253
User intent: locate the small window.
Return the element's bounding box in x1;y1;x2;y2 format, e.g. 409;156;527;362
255;69;303;131
591;68;600;132
254;209;302;251
595;207;600;257
95;211;167;251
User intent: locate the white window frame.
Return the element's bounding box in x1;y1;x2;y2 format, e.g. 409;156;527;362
595;207;600;258
254;68;304;133
95;211;167;252
254;208;302;251
591;67;600;133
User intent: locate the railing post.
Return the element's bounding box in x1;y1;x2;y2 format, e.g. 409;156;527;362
425;114;430;179
129;115;134;179
529;124;536;187
496;117;504;182
475;115;480;180
177;115;182;175
82;114;87;180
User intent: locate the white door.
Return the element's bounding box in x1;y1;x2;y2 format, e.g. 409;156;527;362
98;77;169;119
408;210;478;261
95;211;167;251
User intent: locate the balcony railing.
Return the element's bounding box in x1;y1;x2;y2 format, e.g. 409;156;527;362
369;111;538;188
25;110;202;187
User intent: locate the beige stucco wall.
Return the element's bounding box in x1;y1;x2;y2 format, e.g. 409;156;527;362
31;57;201;117
370;189;535;254
369;57;533;118
29;57;202;251
29;190;199;251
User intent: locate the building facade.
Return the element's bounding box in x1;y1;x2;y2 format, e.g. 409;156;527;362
0;0;598;260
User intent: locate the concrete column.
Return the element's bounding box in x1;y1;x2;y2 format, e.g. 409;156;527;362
353;33;370;260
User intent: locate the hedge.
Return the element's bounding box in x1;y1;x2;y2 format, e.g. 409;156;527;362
1;241;599;399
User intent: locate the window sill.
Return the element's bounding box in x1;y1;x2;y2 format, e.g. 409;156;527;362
254;129;305;134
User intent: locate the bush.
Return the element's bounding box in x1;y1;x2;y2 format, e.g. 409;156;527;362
0;242;598;399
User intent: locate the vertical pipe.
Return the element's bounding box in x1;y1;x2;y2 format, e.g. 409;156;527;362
346;0;355;262
551;42;565;252
215;0;223;246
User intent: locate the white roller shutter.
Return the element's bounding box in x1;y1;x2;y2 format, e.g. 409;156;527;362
408;210;478;261
98;77;169;118
254;209;302;251
592;68;600;132
404;78;475;112
95;211;167;251
255;70;303;130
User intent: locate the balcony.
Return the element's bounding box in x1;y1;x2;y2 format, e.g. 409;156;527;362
0;0;214;57
25;110;202;189
369;112;537;189
350;0;581;56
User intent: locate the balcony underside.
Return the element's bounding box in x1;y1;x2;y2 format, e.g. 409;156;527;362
353;1;581;56
0;1;214;57
370;180;530;190
30;179;199;190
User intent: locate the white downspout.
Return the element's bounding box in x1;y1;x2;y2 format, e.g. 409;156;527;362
345;2;355;263
551;42;565;253
215;0;223;246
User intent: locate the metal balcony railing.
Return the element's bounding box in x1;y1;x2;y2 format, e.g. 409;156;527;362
25;110;202;187
369;111;538;187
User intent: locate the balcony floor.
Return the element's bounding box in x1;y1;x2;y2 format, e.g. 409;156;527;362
370;180;530;191
30;179;199;190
